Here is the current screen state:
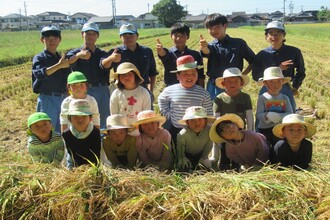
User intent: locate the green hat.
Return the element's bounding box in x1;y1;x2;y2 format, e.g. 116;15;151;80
67;99;92;116
67;71;87;84
27;112;51;128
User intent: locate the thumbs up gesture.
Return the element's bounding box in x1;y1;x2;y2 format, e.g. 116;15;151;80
77;45;91;60
59;53;70;68
109;48;121;63
199;34;210;54
156;38;166;57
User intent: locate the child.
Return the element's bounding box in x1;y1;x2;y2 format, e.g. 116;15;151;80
158;55;213;145
60;71;100;133
199;13;255;100
110;62;152;136
156;23;205;87
102;114;137;169
133;110;172;171
212;67;253;170
256;66;294;161
209;114;269;170
27;112;64;163
32;25;71;133
272;114;316;169
176;106;215;172
252;21;306;111
67;22;110;129
62;99;101;169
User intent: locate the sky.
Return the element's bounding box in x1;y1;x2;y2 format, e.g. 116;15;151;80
0;0;329;17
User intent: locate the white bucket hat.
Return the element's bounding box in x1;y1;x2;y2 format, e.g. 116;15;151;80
257;66;291;85
215;67;250;89
104;114;135;132
178;106;215;125
67;99;92;116
209;114;245;143
131;110;166;127
272;114;316;139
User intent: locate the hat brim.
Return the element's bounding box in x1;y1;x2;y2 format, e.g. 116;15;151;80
68;79;87;84
82;28;99;33
170;65;204;73
114;70;144;84
209;114;245;143
272;121;316;139
131;116;167;127
119;31;137;35
102;125;136;134
67;111;92;116
257;77;291;86
178;116;216;125
215;75;250;89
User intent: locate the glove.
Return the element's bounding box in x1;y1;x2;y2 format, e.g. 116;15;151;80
198;159;212;168
177;157;192;171
267;112;282;124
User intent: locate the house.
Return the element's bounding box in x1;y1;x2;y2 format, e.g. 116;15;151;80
133;13;159;28
69;12;98;25
88;16;114;29
0;13;33;31
269;10;284;21
182;13;207;28
35;11;69;29
288;10;318;22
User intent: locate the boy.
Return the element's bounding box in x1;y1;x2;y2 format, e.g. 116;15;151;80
62;99;101;169
272;114;316;169
156;23;204;87
158;55;213;145
27;112;64;163
256;66;294;161
176;106;215;172
32;25;71;132
102;114;137;169
199;13;255;100
101;23;158;100
212;67;253;170
252;21;306;111
60;71;100;133
66;22;110;129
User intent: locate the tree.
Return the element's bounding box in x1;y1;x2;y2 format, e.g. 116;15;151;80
151;0;187;27
317;6;330;21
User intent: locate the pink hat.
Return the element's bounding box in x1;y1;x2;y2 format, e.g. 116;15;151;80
170;55;203;73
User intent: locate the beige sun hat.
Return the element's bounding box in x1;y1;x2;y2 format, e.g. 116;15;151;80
104;114;135;133
67;99;92;116
114;62;144;84
272;114;316;139
209;113;244;143
257;66;291;86
178;106;215;125
170;55;203;73
131;110;166;127
215;67;250;89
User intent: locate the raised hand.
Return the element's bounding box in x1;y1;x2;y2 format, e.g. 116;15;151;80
77;45;91;60
279;60;293;71
109;48;121;63
59;54;70;68
156;38;166;57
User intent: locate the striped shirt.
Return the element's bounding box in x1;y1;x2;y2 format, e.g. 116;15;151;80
158;84;213;128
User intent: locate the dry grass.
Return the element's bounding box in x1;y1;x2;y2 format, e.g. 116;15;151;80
0;24;330;219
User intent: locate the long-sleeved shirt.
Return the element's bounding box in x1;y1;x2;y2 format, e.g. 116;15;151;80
252;44;306;89
201;35;255;80
67;46;109;86
27;130;65;163
32;50;70;94
158;84;213;129
273;138;312;170
136;128;172;170
158;46;204;86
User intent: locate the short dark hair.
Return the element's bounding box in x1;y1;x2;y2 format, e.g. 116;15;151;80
117;71;143;90
215;120;234;137
170;23;190;38
204;13;228;28
41;31;61;39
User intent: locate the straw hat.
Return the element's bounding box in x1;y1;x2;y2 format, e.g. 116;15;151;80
67;99;92;116
257;66;291;86
131;110;166;127
104;114;135;133
114;62;144;84
178;106;215;125
209;114;244;143
272;114;316;139
215;67;250;89
170;55;203;73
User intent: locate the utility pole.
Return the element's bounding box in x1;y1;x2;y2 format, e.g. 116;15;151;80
112;0;116;26
24;1;29;31
148;3;149;13
289;1;294;15
19;8;22;30
282;0;286;22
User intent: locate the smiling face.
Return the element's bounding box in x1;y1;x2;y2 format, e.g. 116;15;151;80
207;24;227;40
30;120;53;142
42;35;61;54
69;115;92;132
82;30;99;47
108;128;128;145
186;118;207;134
282;124;307;146
177;69;198;88
266;29;285;50
118;71;137;90
120;33;138;50
140;121;159;138
68;82;87;98
171;32;188;50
